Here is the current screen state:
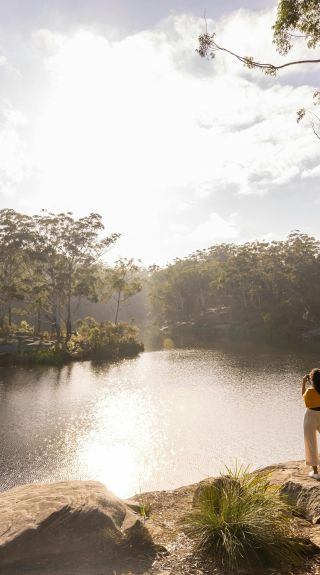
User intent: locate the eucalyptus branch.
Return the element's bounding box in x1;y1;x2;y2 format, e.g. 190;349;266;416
197;33;320;76
297;108;320;139
310;111;320;140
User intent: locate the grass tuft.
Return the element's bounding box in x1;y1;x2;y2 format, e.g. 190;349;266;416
137;490;152;522
183;464;314;572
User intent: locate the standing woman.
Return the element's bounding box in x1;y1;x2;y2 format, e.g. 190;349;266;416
303;369;320;479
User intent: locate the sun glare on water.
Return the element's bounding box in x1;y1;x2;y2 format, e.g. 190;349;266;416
74;380;157;497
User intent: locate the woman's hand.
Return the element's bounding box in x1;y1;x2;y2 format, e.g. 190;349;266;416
302;374;310;395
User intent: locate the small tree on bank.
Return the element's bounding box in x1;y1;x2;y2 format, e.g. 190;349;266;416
100;258;143;324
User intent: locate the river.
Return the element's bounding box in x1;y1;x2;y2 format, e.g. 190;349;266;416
0;345;317;498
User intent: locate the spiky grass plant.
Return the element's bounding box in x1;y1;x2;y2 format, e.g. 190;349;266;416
184;465;313;572
138;497;152;522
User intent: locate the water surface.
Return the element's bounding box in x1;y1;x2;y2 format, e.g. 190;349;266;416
0;346;316;497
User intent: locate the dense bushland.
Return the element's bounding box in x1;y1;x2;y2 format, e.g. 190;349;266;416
1;207;319;349
0;209;143;363
148;233;320;343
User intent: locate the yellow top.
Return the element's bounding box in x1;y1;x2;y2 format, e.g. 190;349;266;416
304;388;320;408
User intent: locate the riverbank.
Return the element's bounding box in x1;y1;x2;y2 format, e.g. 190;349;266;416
0;340;144;366
0;320;144;366
1;461;320;575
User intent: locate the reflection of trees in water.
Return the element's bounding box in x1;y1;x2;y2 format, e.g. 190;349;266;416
89;356;139;376
0;364;72;390
164;341;319;379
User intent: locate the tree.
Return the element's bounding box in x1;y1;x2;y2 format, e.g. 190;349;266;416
197;0;320;135
0;209;33;326
32;212;120;339
101;258;142;324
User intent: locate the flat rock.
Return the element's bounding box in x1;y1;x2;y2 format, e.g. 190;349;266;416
0;480;155;574
255;461;320;549
261;460;320;524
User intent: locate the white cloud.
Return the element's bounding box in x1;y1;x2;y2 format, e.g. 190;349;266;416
189;212;239;242
0;8;318;263
194;181;215;199
31;15;318;209
166;212;239;258
302;164;320;179
0;108;33;199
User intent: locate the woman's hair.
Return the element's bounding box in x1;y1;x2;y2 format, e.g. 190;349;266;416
310;369;320;394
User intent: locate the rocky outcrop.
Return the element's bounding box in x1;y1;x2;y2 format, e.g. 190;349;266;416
2;462;320;575
0;480;155;575
262;460;320;522
263;460;320;547
145;461;320;575
0;334;55;357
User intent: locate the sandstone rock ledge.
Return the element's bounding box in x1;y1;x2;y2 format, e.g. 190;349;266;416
2;461;320;575
0;480;155;575
144;460;320;575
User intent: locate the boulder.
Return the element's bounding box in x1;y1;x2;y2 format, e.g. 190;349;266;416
265;460;320;523
0;480;155;574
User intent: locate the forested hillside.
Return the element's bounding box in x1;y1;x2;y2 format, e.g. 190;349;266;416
1;207;319;348
148;232;320;344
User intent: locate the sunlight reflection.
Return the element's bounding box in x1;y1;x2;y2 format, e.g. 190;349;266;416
0;350;307;496
80;442;137;497
75;385;156;498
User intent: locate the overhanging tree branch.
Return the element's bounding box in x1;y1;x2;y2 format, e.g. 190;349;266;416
197;33;320;75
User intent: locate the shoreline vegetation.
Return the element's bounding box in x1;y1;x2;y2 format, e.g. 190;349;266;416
2;209;320;360
0;209;145;366
148;232;320;348
0;317;144;366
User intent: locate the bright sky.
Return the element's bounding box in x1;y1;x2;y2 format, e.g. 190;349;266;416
0;0;319;264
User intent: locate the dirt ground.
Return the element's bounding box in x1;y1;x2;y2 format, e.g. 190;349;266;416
128;480;320;575
4;468;320;575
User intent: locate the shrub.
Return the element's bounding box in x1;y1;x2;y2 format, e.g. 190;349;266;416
183;466;312;572
17;348;67;366
17;320;34;334
69;317;144;359
0;320;15;338
163;337;174;350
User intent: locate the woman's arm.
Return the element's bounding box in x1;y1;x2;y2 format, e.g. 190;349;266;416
302;374;309;396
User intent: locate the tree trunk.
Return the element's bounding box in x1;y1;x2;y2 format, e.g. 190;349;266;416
36;305;41;335
66;293;72;340
199;287;205;311
241;286;248;308
8;302;12;326
114;290;121;324
52;305;61;341
257;292;262;312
